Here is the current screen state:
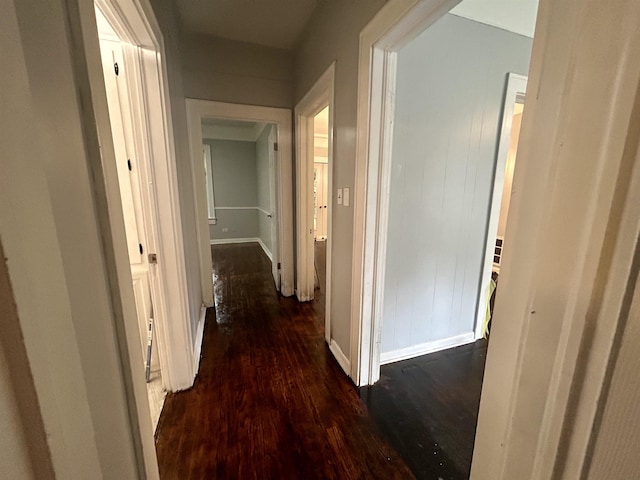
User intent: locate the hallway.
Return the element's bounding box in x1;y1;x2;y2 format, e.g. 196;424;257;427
154;243;413;479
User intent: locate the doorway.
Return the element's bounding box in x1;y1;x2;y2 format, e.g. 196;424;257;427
95;4;168;431
295;64;344;372
476;74;527;339
200;118;280;285
186;100;294;300
313;106;330;324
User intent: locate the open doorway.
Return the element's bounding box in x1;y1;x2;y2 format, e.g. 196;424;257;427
352;1;537;478
313;106;330;318
199;118;280;286
295;64;345;373
186;100;295;301
477;74;527;339
95;4;168;432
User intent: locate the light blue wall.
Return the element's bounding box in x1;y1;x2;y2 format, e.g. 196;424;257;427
206;139;259;240
255;125;274;254
381;14;533;354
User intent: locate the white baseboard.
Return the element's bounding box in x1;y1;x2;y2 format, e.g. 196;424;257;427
329;339;351;375
210;237;259;245
256;237;272;261
380;332;476;365
192;304;207;378
209;236;273;261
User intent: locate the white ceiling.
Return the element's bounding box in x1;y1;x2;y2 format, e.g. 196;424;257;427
176;0;318;50
450;0;539;38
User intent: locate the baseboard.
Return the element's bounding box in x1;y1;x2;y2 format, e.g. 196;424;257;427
210;237;259;245
380;332;476;365
329;339;351;375
192;304;207;378
256;237;272;261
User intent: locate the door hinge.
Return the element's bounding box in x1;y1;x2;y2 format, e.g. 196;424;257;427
148;253;158;264
139;243;144;254
114;62;119;76
127;159;132;171
274;142;278;151
277;262;281;270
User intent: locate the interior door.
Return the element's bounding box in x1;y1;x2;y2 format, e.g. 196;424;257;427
268;126;280;290
99;38;158;371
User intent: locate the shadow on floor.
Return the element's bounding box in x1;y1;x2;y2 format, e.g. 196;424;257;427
359;340;488;480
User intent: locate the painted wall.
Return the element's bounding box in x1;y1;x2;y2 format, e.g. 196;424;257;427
451;0;539;38
0;244;53;480
381;14;533;355
181;34;294;108
295;0;387;358
256;125;274;253
150;0;203;347
206;139;259;240
1;0;142;475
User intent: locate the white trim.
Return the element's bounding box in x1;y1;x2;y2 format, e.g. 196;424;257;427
475;73;527;339
95;0;195;394
186;100;294;298
257;237;273;261
210;237;260;245
350;0;460;387
203;143;216;220
214;206;271;215
329;340;351;376
209;237;272;261
79;0;197;476
380;332;475;365
192;304;207;374
295;63;336;349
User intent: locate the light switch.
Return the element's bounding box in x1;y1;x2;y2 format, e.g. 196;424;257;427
337;188;343;205
343;187;350;207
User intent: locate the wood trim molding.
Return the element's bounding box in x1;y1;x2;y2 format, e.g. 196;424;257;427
380;332;474;365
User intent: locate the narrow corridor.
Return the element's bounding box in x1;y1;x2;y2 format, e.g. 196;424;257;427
155;243;413;479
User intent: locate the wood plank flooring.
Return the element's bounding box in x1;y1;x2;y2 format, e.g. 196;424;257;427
360;340;488;480
155;243;414;479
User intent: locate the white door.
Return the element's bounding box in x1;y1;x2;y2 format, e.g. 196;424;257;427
268;126;280;289
99;38;158;371
314;162;328;240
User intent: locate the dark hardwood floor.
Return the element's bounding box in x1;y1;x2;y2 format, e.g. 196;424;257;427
155;243;414;479
360;340;488;480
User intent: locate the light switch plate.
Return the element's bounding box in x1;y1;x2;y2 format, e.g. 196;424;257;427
343;187;350;207
337;188;343;205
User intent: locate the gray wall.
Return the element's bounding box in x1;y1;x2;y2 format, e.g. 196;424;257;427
181;34;294;108
295;0;387;358
150;0;203;347
256;125;274;253
206;139;259;240
381;14;533;354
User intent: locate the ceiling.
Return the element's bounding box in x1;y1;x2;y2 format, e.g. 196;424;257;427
201;118;270;142
450;0;539;38
176;0;318;50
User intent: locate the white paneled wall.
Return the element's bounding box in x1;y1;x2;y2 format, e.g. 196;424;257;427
381;14;533;359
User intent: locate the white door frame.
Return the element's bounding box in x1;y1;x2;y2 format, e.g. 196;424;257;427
94;0;195;392
295;64;336;343
186;99;295;298
350;0;461;386
77;0;197;475
475;73;528;339
352;0;640;479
